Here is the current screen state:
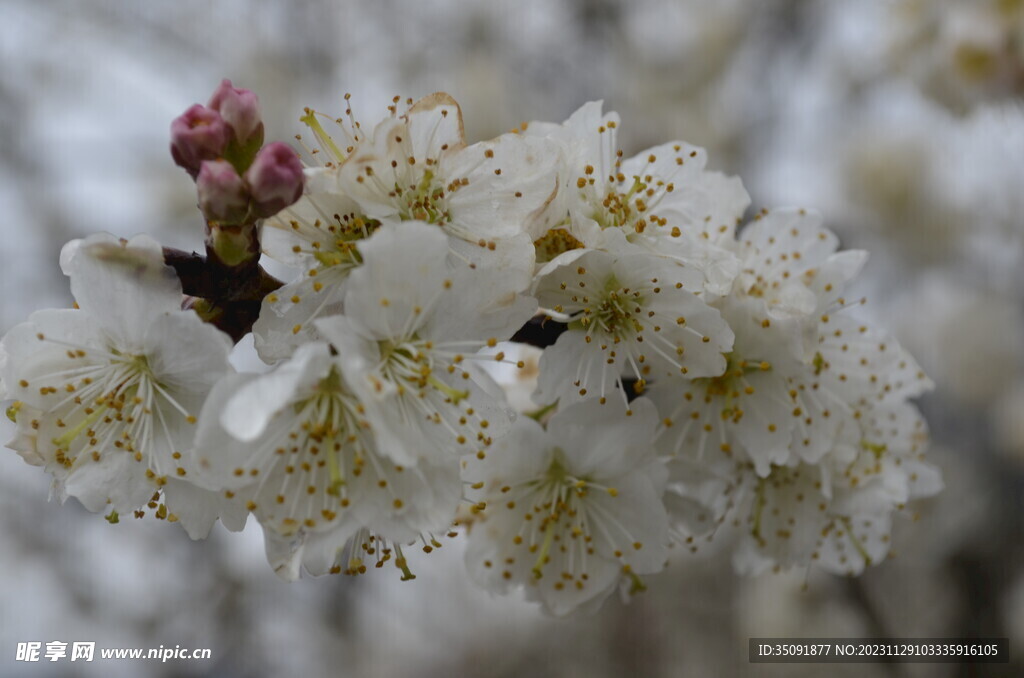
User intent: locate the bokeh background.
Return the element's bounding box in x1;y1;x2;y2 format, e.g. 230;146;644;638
1;0;1023;676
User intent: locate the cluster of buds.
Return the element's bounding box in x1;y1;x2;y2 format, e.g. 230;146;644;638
170;80;303;226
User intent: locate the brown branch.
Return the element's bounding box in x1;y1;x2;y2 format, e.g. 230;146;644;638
163;245;283;342
163;246;282;302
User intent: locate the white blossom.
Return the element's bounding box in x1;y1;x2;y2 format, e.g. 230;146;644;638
254;166;382;362
533;244;733;409
192;342;461;579
4;400;45;468
336;92;560;289
316;221;536;466
527;101;750;295
0;234;238;538
730;208;868;323
464;396;669;615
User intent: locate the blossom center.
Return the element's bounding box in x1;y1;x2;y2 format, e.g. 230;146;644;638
701;352;771;398
376;337;472;403
581;168;674;235
396;169;456;225
251;368;374;534
569;274;647;340
534;227;584;263
43;349;179;473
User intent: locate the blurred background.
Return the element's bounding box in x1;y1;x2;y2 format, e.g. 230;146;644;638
1;0;1023;676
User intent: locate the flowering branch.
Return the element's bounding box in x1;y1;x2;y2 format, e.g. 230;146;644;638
0;82;941;618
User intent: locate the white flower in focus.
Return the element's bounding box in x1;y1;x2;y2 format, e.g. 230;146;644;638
254;167;383;362
533;245;733;409
316;222;536;466
464;397;669;616
192;342;461;580
527;101;750;295
0;234;236;538
337;93;560;290
254;104;372;362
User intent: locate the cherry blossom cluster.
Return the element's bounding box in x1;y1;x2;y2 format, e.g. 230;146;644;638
0;83;940;616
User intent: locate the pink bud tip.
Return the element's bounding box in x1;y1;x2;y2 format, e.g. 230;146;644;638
196;160;250;224
245;142;304;218
170;105;230;178
208;79;264;147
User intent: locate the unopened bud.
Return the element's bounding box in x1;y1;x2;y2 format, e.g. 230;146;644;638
196;160;250;224
209;79;264;148
170;105;230;178
245;142;304;218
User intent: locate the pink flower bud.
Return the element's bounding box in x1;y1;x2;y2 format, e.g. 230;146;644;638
170;105;230;178
245;142;304;218
196;160;250;224
208;79;264;147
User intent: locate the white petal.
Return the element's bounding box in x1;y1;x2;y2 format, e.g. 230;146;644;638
816;512;893;575
463;415;552;488
145;311;233;398
549;397;659;479
289;526;359;577
581;468;669;573
192;372;269;488
904;460;943;499
61;450;154;514
356;458;463;541
445;134;560;241
336;117;410;222
220;343;332;442
533;556;620;617
620;142;748;243
63;233;182;349
252;273;348;363
405;92;466;159
263;529;305;581
425;266;537;343
464;503;543;595
162;477;249;539
534;329;618;406
447;231;536;292
815;315;934;405
344;222;451;338
0;309;105;409
262;167;367;267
